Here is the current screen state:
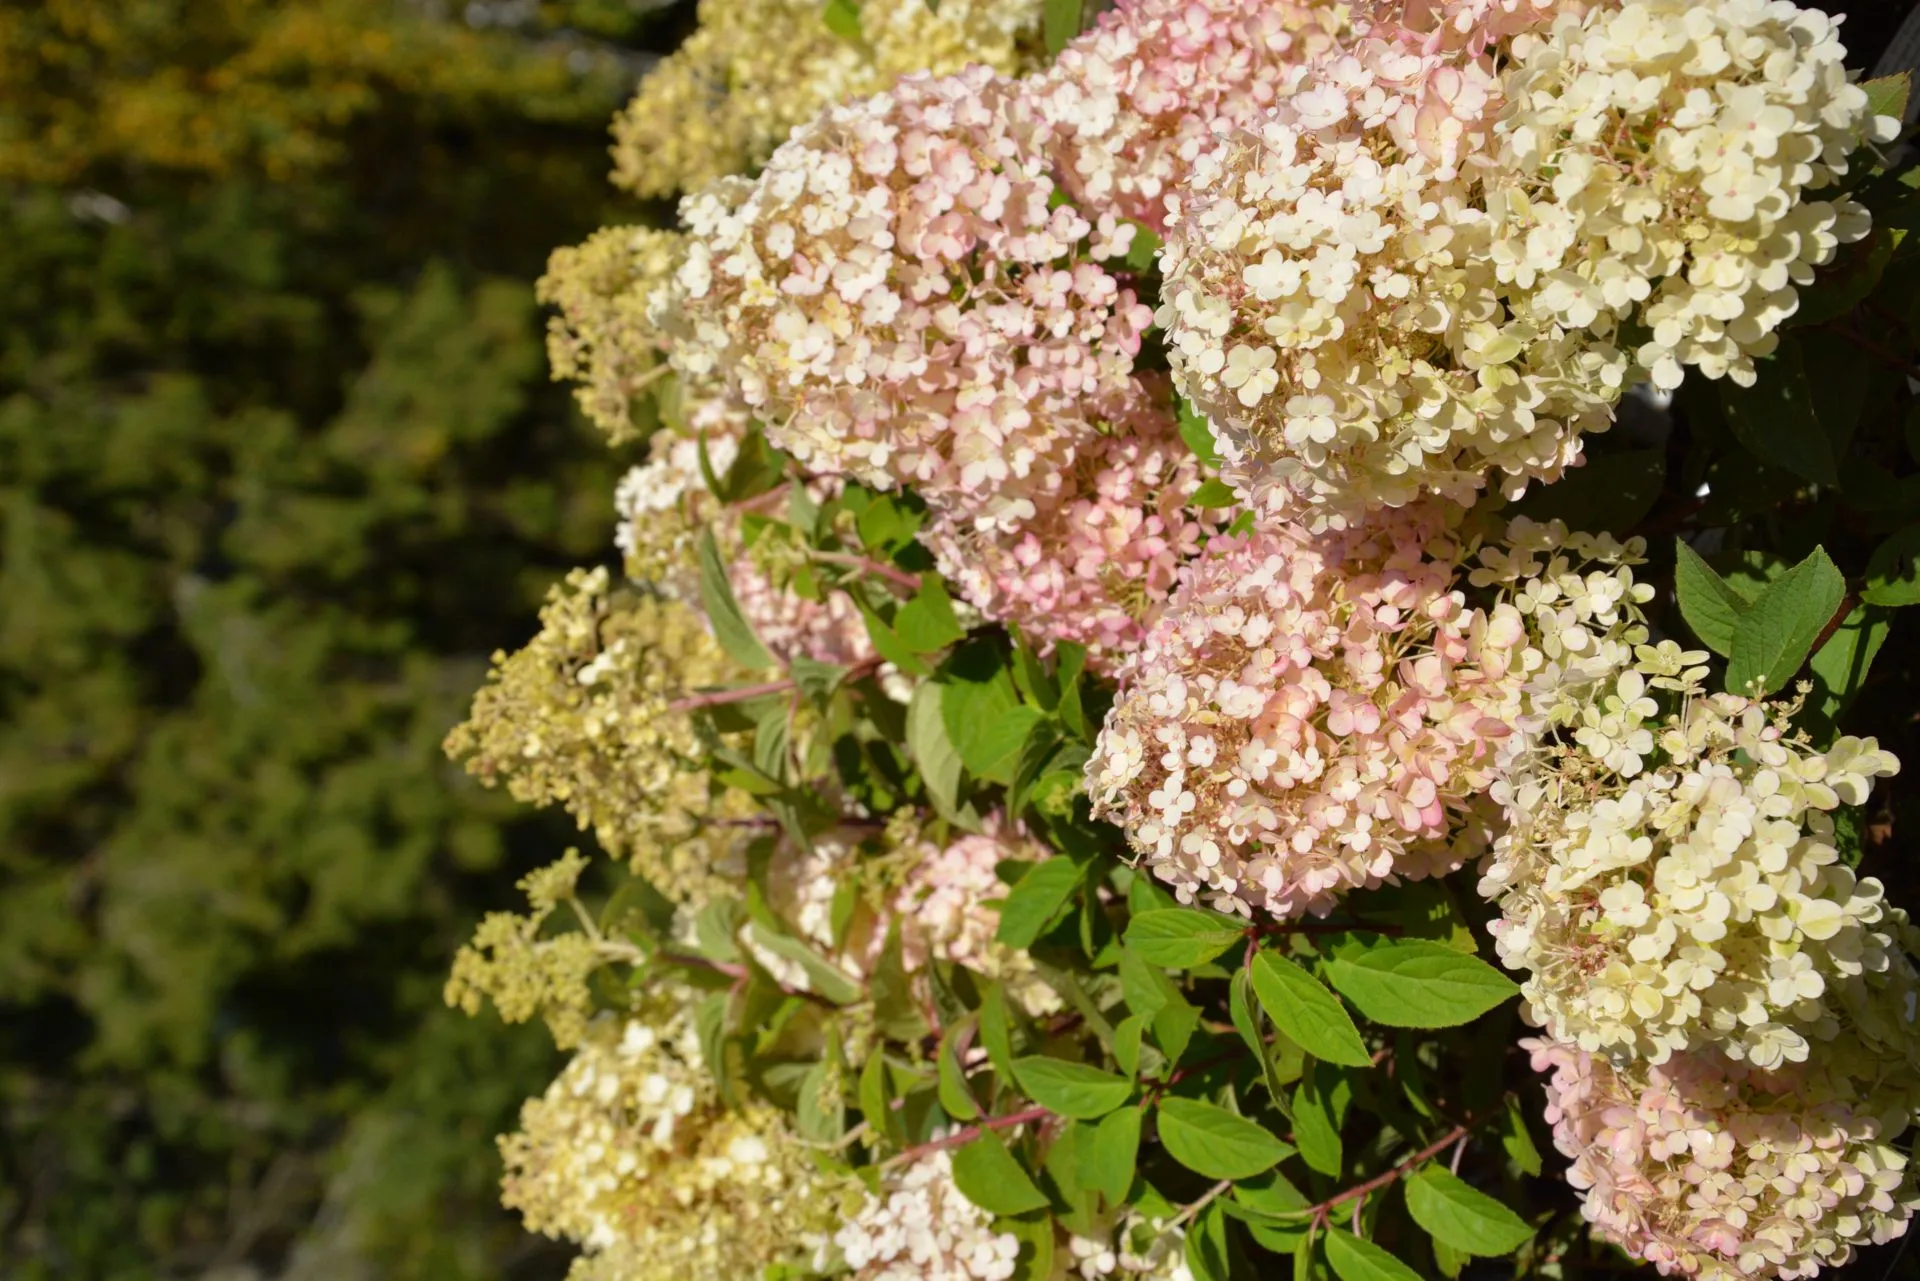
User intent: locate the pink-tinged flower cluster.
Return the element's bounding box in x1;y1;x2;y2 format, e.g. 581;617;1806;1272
615;430;875;668
894;818;1048;975
1363;0;1575;55
750;815;1049;996
923;391;1222;664
659;66;1152;532
1027;0;1347;233
1157;46;1622;525
1528;1033;1920;1280
1085;505;1526;917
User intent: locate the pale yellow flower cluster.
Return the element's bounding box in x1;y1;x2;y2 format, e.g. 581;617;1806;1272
609;0;1047;200
1474;523;1914;1071
1490;0;1898;389
501;995;848;1281
444;567;746;880
1159;89;1621;524
446;849;604;1047
538;226;688;443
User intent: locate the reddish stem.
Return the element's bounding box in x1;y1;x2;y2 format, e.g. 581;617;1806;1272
889;1106;1053;1164
1305;1100;1506;1225
668;655;884;713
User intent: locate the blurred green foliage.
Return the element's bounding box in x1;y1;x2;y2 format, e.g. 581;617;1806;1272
0;3;683;1276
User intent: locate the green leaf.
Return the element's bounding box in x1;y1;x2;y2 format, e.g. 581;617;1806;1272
1177;398;1221;467
938;1020;982;1121
794;1057;845;1143
1720;337;1837;485
853;490;925;553
995;857;1085;949
1674;539;1748;657
856;602;933;678
980;982;1019;1085
951;1129;1050;1216
1156;1097;1292;1181
1325;1230;1424;1281
697;529;776;669
1113;1013;1146;1079
1866;72;1911;127
1251;952;1371;1068
1124;908;1245;968
741;924;860;1004
943;675;1045;784
1403;1167;1534;1257
1290;1068;1344;1177
1793;227;1897;328
1124;222;1162;274
1323;940;1516;1029
1500;1096;1542;1178
1152;996;1201;1067
1012;1057;1133;1120
1186;1201;1232;1281
858;1050;896;1144
1863;523;1920;606
1235;1169;1311;1220
1511;448;1665;534
907;682;965;820
1807;603;1892;728
1724;546;1845;696
821;0;861;41
863;929;926;1048
1042;0;1082;54
1192;478;1238;508
1081;1105;1143;1204
895;576;966;652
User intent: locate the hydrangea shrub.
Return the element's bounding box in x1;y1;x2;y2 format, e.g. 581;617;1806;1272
449;1;1920;1277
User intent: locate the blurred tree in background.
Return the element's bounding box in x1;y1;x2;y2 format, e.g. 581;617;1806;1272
0;2;687;1276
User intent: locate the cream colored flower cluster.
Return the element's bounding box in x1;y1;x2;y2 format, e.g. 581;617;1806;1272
1067;1217;1199;1279
1156;0;1892;523
1157;65;1620;525
1490;694;1906;1068
834;1149;1022;1280
660;66;1153;531
1472;523;1912;1070
609;0;1047;200
1529;1029;1920;1279
1489;0;1897;391
1086;504;1521;917
501;998;847;1281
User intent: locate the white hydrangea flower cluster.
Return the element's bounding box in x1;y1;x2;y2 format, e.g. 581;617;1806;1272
659;65;1152;532
1157;73;1622;525
1529;1029;1920;1280
1473;521;1911;1069
1491;696;1906;1068
1067;1216;1199;1279
1087;503;1526;917
499;996;844;1281
1489;0;1899;390
834;1148;1022;1280
614;431;740;594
